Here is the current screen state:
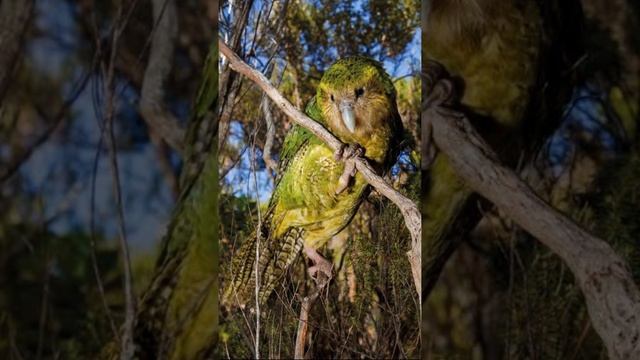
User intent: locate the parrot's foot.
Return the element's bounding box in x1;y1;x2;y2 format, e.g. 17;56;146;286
333;143;365;161
423;60;458;108
304;246;333;286
334;144;364;194
422;61;460;169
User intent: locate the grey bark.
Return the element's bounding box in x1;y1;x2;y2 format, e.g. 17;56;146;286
139;0;185;154
424;84;640;359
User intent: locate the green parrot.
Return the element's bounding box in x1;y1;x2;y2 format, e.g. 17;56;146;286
223;56;403;307
422;0;584;298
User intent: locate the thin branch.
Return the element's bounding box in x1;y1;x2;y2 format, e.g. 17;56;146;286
89;135;121;341
294;280;330;359
217;0;255;149
219;37;422;300
0;70;92;183
99;3;137;358
425;75;640;359
250;128;262;359
261;96;278;178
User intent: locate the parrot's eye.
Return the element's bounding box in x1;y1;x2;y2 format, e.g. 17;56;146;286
355;87;364;98
330;94;335;102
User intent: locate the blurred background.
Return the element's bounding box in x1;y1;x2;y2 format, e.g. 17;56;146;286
422;1;640;359
0;0;215;358
217;0;421;358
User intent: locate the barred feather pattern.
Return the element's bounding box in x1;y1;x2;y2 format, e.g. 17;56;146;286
224;209;305;307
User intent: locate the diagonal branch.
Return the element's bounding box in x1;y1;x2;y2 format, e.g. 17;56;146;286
218;37;422;300
0;69;92;183
424;74;640;359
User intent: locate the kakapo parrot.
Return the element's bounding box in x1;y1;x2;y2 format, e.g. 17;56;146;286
422;0;584;298
223;56;403;307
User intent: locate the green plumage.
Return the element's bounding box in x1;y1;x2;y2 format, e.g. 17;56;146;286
223;57;403;307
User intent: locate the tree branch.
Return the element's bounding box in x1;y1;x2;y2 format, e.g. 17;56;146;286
139;0;185;154
261;95;278;178
219;37;422;300
425;76;640;359
0;69;92;183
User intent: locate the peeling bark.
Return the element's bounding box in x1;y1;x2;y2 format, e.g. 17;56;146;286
424;75;640;359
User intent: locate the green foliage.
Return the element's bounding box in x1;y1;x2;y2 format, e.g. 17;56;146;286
593;151;640;281
502;152;640;359
505;244;605;359
220;172;421;358
0;225;125;359
277;0;420;71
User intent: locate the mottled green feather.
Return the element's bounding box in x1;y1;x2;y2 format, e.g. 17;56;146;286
224;56;403;307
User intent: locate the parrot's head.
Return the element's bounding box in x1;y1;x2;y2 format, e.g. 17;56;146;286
316;56;398;143
426;0;495;50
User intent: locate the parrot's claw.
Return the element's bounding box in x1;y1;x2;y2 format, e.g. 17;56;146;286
334;143;365;161
422;61;460;169
423;60;458;108
304;246;334;286
424;77;457;108
336;160;357;194
335;144;364;194
308;262;333;283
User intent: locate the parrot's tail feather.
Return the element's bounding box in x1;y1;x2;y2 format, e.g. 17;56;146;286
258;227;304;304
223;214;305;308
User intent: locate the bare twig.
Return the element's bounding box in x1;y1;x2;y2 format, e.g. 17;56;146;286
89;135;121;341
250;124;262;359
219;37;422;300
99;3;137;358
261;91;278;178
0;70;92;183
218;0;255;149
294;282;329;359
425;75;640;359
36;258;52;360
258;3;289;180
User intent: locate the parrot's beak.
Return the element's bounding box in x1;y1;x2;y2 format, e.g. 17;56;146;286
339;100;356;133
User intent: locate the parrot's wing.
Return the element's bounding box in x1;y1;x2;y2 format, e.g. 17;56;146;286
275;124;316;186
264;95;353;218
276;96;325;183
268;96;326;205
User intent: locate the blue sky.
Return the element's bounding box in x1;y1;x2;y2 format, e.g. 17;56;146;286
20;0;175;256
